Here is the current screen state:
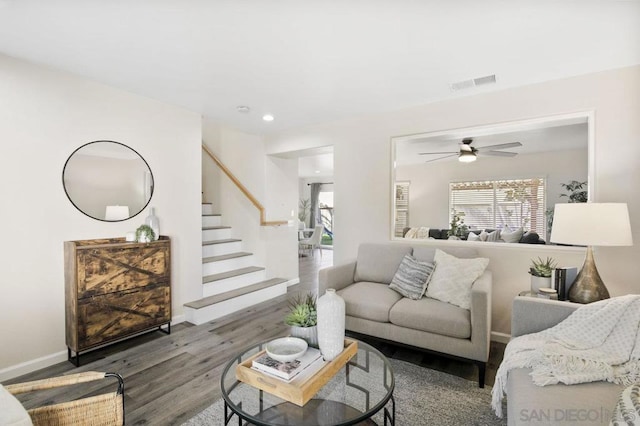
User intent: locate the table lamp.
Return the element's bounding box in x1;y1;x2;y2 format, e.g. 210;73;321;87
550;203;633;303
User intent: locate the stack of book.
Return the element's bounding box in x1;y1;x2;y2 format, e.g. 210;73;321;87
551;267;578;301
251;347;324;383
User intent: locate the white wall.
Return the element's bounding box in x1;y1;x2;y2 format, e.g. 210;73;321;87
0;54;202;378
202;119;298;283
396;148;588;232
266;65;640;336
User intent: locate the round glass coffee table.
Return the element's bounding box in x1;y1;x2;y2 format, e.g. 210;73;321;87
220;339;395;426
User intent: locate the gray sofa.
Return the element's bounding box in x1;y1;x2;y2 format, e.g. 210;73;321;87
507;297;624;425
319;242;492;387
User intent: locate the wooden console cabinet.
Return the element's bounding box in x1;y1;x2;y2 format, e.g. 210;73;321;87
64;236;171;366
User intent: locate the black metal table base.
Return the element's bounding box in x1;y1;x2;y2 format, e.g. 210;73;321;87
223;394;395;426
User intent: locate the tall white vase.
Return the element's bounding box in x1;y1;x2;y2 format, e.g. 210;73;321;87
317;288;345;361
145;207;160;241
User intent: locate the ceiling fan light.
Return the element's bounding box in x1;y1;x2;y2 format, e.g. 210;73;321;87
459;151;477;163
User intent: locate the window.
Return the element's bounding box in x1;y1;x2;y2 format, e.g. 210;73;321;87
449;178;546;236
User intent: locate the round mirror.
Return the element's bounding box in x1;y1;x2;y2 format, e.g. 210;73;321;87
62;141;154;221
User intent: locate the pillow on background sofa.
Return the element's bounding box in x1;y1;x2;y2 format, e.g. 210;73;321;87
389;254;435;300
500;226;524;243
426;249;489;309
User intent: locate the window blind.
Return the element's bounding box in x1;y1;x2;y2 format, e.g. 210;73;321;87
450;178;546;236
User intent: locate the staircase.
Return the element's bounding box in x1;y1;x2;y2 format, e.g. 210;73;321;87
183;203;288;325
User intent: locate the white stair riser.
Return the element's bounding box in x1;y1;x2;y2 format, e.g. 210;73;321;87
184;283;287;325
202;241;243;257
202;255;255;276
202;228;232;241
203;270;267;297
202;204;214;215
202;215;222;227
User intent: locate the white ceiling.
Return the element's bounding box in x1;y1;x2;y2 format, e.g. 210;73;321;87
0;1;639;135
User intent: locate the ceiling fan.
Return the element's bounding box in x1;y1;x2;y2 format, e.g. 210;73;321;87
418;138;522;163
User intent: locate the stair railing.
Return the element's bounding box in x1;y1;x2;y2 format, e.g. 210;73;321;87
202;144;288;226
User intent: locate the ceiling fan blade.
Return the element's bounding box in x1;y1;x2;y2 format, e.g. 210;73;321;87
477;142;522;151
424;154;458;163
418;151;458;155
478;150;518;157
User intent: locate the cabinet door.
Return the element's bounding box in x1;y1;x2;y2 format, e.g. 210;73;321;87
77;285;170;349
77;243;170;299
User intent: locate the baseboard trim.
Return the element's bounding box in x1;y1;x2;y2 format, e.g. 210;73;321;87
0;350;68;382
172;314;185;325
491;331;511;344
1;318;186;383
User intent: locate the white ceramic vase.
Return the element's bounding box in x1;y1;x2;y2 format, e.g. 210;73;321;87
531;276;552;294
145;207;160;241
317;288;345;361
291;325;318;348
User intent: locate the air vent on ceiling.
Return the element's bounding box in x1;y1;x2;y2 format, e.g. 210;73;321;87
450;74;497;92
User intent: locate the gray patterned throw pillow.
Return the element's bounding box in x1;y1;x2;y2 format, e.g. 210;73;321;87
389;254;435;300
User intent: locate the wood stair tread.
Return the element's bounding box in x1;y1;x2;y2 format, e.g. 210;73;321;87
203;238;241;246
203;266;264;283
202;226;231;230
203;252;252;264
185;278;287;309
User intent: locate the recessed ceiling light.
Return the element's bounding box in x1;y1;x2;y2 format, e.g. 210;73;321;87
314;170;321;174
262;114;275;122
236;105;250;113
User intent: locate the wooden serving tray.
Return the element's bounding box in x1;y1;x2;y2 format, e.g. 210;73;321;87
235;339;358;406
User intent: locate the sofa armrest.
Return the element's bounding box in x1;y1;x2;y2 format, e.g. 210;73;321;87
319;261;356;294
470;270;492;362
511;296;580;338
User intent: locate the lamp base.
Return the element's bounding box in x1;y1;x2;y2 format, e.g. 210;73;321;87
568;246;610;304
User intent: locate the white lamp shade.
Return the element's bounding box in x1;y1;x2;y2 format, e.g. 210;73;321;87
105;205;130;221
550;203;633;246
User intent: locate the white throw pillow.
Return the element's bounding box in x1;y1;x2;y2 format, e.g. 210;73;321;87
500;227;523;243
426;249;490;309
0;385;33;426
467;232;481;242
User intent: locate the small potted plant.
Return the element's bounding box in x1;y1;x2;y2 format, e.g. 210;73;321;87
285;293;318;347
135;224;156;243
528;257;557;293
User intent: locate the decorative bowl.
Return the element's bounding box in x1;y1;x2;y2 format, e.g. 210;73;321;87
265;337;308;363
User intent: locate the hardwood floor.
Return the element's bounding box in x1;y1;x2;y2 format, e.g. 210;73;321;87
5;248;505;425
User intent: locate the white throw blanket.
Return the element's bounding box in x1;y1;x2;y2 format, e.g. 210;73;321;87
492;294;640;418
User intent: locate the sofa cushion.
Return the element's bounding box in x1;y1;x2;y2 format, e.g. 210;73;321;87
338;281;403;322
389;297;471;338
507;367;624;426
0;385;33;426
389;254;435;300
426;249;489;309
354;243;412;284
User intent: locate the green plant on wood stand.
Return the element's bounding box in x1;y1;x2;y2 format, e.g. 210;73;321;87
135;224;156;243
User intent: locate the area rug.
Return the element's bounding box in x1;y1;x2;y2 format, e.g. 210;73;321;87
184;358;507;425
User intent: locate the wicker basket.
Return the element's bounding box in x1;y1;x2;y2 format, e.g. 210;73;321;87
5;371;124;426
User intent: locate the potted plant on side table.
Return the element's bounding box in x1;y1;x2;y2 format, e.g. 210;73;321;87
285;293;318;347
528;257;557;294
